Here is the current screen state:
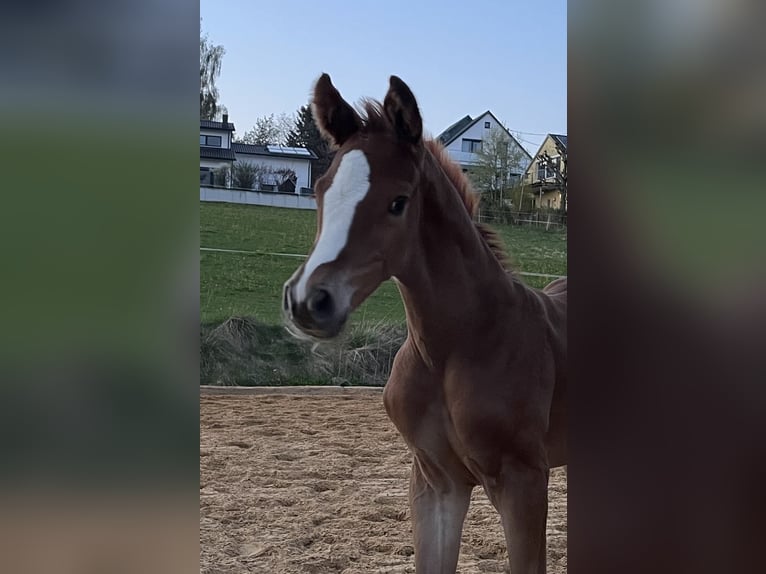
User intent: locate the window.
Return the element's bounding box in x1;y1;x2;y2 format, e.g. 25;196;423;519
200;135;223;147
200;167;213;185
484;121;490;129
461;138;482;153
536;157;558;181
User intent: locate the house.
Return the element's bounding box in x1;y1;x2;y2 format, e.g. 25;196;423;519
523;134;567;210
200;115;236;176
199;114;316;194
230;143;316;193
436;110;532;179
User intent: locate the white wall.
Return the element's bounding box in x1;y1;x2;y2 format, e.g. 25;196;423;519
200;186;317;210
233;154;312;191
443;112;495;167
456;112;496;144
200;128;232;149
442;112;530;174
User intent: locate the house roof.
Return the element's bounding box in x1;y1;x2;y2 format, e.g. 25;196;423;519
436;115;473;146
524;133;568;177
201;119;235;131
232;143;318;160
550;134;567;151
200;147;236;160
436;110;533;161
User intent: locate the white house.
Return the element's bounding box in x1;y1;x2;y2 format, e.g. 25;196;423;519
436;110;532;178
200;115;236;174
199;115;316;194
231;143;315;193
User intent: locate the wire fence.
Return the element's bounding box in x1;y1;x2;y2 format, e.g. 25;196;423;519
200;247;565;280
477;208;567;230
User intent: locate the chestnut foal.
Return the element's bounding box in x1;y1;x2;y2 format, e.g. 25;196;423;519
284;74;566;574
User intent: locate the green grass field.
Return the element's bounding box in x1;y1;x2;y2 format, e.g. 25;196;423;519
201;202;567;325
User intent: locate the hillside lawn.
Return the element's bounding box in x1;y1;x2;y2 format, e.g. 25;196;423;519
201;202;567;326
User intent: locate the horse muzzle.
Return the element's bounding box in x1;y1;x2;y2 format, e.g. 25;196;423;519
283;281;349;340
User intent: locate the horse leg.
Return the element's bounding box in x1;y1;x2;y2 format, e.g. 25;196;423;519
409;456;473;573
485;462;549;574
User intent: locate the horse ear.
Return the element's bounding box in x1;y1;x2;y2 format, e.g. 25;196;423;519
383;75;422;144
311;73;361;148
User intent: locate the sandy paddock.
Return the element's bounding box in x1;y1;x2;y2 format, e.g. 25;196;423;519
200;388;567;573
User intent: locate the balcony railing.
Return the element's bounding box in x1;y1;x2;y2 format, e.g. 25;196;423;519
445;150;480;166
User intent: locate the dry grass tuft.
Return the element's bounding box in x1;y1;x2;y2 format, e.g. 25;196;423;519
200;317;406;386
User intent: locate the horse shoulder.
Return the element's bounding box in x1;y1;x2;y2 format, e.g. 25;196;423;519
439;324;558;473
383;338;441;442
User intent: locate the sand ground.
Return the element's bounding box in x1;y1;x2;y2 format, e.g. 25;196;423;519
200;390;566;573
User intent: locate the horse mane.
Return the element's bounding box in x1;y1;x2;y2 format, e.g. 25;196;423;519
356;99;511;270
422;139;511;268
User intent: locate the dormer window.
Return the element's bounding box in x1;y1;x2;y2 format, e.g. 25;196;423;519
200;135;223;147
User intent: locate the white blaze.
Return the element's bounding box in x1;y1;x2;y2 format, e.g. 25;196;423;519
294;149;371;301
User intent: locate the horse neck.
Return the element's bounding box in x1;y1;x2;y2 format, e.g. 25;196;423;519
394;153;516;361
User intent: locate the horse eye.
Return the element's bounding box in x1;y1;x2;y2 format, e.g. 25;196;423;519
389;196;408;216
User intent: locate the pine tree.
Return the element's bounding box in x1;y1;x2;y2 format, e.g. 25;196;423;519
286;105;333;185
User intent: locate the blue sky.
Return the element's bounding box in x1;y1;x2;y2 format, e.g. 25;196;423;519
200;0;566;154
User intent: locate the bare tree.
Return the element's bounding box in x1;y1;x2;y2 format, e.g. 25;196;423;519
275;113;295;143
237;113;295;145
537;146;567;212
469;127;530;212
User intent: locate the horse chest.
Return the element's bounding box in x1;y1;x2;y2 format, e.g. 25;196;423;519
383;373;450;445
384;378;477;471
384;378;429;435
383;345;519;471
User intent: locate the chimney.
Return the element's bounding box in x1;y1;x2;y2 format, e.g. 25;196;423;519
222;113;229;126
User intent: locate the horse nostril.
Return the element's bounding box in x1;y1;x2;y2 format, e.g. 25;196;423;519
307;287;334;321
283;283;292;312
